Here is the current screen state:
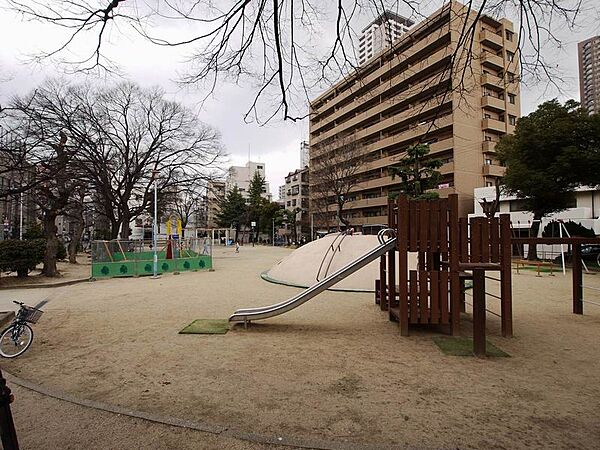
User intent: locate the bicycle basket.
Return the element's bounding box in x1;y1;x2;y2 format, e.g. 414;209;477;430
21;305;44;324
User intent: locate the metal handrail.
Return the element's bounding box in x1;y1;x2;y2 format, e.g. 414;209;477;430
316;230;349;281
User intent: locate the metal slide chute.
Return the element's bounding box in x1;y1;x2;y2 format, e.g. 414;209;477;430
229;230;396;324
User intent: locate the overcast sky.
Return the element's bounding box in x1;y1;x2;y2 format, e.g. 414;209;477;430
1;1;599;200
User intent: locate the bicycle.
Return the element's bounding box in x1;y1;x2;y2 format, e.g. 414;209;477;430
0;301;44;358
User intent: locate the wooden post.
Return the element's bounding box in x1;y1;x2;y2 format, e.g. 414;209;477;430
572;243;583;315
398;196;409;335
449;194;461;336
0;369;19;450
379;255;387;311
388;248;396;309
472;268;486;357
500;215;513;337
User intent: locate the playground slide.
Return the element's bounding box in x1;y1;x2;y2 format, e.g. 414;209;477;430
229;236;397;323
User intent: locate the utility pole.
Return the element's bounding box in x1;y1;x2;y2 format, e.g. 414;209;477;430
19;192;23;241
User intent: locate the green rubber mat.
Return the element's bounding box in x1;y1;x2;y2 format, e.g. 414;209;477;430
433;336;509;357
179;319;229;335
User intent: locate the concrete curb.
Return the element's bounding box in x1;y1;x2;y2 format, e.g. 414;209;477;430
260;272;374;294
5;371;391;450
0;277;91;290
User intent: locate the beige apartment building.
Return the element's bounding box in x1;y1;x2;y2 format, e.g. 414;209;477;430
309;1;520;227
578;36;600;114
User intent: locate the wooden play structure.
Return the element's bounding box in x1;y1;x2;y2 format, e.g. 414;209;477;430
376;194;513;355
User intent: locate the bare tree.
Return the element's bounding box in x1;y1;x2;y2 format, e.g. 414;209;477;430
9;81;88;276
5;1;594;122
51;81;224;240
168;182;206;237
310;134;365;229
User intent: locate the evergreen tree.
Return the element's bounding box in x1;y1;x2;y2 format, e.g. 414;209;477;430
496;99;600;259
389;144;443;199
215;186;247;242
247;171;267;242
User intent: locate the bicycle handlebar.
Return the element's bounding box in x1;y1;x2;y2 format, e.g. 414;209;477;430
12;301;24;306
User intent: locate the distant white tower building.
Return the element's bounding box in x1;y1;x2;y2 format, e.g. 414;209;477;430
358;11;414;65
225;161;271;201
300;141;310;168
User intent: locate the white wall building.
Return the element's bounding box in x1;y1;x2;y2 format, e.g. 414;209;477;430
225;161;271;201
358;11;414;65
471;186;600;235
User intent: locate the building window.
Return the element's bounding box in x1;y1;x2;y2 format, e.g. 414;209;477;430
286;201;291;206
508;115;516;125
257;165;263;170
506;51;515;62
508;94;516;104
484;113;491;119
485;158;493;165
292;199;297;207
486;182;493;187
505;30;514;41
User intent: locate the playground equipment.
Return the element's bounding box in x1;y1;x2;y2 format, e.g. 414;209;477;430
91;237;212;278
377;195;513;354
231;194;514;356
229;229;397;325
316;230;351;281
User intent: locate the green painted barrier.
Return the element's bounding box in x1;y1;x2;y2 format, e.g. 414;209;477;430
92;255;212;278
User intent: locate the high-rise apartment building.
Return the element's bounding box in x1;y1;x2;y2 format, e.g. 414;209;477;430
309;1;520;227
578;36;600;114
358;11;414;65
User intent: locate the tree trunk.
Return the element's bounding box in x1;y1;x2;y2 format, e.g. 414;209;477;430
527;212;543;260
120;212;131;240
42;212;60;277
68;216;84;264
337;202;349;229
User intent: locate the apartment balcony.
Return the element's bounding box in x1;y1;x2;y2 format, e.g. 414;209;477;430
481;52;504;71
346;196;389;209
482;118;506;133
481;73;504;91
482;164;506;177
482;140;497;153
481;95;506;113
479;29;503;51
439;161;454;174
360;215;389;225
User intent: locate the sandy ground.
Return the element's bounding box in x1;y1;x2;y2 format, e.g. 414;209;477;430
2;245;600;449
8;384;292;450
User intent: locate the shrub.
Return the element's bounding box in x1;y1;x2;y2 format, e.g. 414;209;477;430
0;239;45;278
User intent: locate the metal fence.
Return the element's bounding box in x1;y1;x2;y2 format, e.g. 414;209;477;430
91;238;212;278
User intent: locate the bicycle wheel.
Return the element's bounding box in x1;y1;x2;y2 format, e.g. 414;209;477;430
0;324;34;358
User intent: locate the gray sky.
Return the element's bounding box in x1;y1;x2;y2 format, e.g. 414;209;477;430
1;1;598;199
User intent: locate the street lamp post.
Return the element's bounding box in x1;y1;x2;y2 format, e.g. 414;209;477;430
272;217;275;246
19;192;23;241
152;170;159;279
